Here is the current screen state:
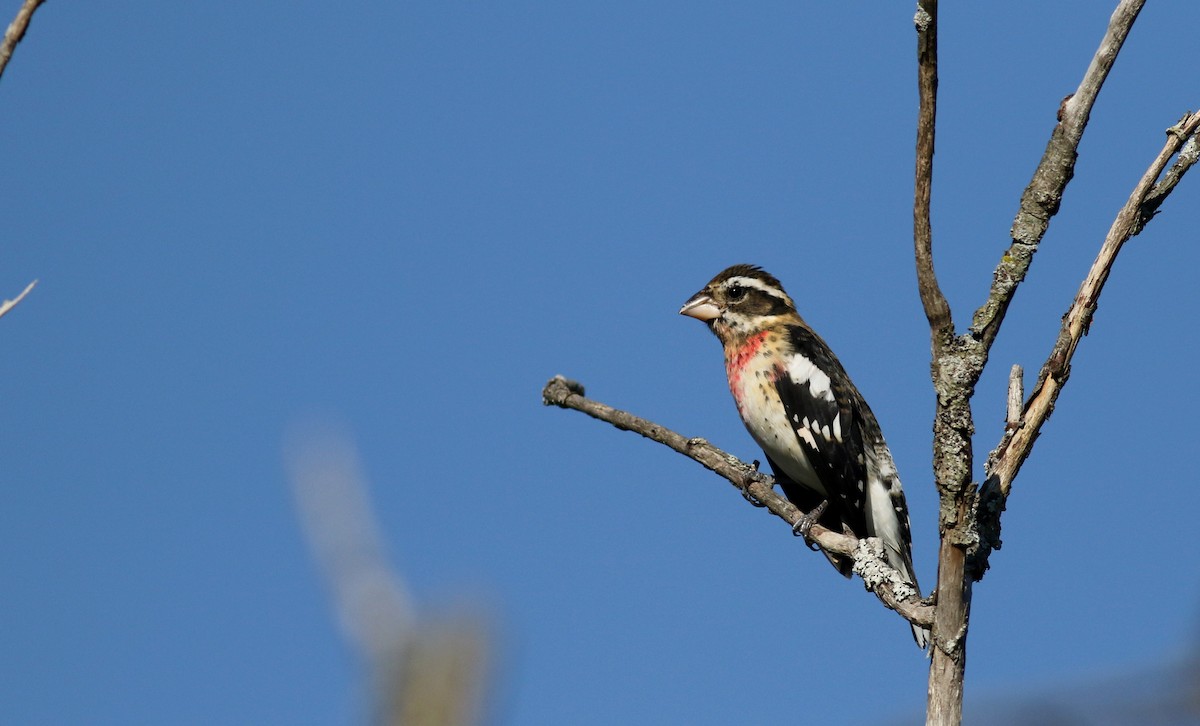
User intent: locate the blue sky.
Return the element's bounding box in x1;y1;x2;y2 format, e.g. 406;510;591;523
2;2;1199;724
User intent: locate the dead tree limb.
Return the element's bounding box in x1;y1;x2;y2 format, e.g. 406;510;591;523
918;2;1148;724
913;0;952;350
970;0;1147;350
976;111;1200;556
541;375;935;629
913;3;977;722
542;3;1190;724
988;111;1200;496
0;0;46;82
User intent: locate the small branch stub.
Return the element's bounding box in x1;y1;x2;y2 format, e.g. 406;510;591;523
542;374;585;405
1006;365;1024;431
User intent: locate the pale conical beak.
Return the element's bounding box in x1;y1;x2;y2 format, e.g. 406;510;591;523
679;292;721;321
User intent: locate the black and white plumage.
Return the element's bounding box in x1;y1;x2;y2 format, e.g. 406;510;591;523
680;264;927;648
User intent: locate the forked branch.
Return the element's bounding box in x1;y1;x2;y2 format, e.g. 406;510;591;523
986;111;1200;497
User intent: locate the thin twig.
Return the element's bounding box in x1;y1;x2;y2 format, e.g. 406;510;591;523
913;0;953;351
987;111;1200;497
969;0;1146;350
0;279;37;321
0;0;46;82
541;375;934;629
1137;125;1200;233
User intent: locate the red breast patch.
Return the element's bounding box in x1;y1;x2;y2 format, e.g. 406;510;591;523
726;331;770;404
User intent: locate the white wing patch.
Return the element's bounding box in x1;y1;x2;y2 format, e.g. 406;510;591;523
786;354;834;401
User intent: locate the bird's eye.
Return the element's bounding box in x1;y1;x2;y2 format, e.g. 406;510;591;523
727;284;746;301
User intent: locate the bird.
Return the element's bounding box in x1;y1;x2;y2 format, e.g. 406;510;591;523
680;264;927;648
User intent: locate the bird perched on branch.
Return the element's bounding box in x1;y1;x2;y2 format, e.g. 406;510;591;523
680;264;927;648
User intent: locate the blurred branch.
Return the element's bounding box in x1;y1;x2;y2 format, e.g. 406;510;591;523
286;426;488;726
541;375;933;630
0;0;46;82
391;618;490;726
0;279;36;321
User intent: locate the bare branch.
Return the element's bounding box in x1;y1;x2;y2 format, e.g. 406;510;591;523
541;376;934;629
0;279;36;321
1137;123;1200;233
969;0;1146;351
913;0;953;351
0;0;46;82
968;365;1023;580
913;3;975;719
987;111;1200;497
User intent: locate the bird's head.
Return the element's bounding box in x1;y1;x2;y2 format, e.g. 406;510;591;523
679;264;799;344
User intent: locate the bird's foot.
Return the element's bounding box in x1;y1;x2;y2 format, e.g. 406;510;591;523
736;460;767;507
738;480;766;507
791;500;828;550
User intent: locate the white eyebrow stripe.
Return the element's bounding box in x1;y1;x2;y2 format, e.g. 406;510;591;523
725;276;789;300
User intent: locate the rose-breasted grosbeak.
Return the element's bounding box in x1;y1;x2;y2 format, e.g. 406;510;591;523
681;264;927;648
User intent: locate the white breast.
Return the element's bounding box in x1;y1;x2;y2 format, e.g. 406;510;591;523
729;351;828;498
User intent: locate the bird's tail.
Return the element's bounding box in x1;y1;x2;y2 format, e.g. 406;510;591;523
823;550;854;578
910;622;930;651
886;547;929;650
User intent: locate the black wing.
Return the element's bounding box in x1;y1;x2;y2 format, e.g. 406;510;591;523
772;325;870;541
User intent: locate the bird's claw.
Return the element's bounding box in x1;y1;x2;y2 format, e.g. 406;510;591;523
736;460;767;506
791;500;829;550
739;480;766;507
